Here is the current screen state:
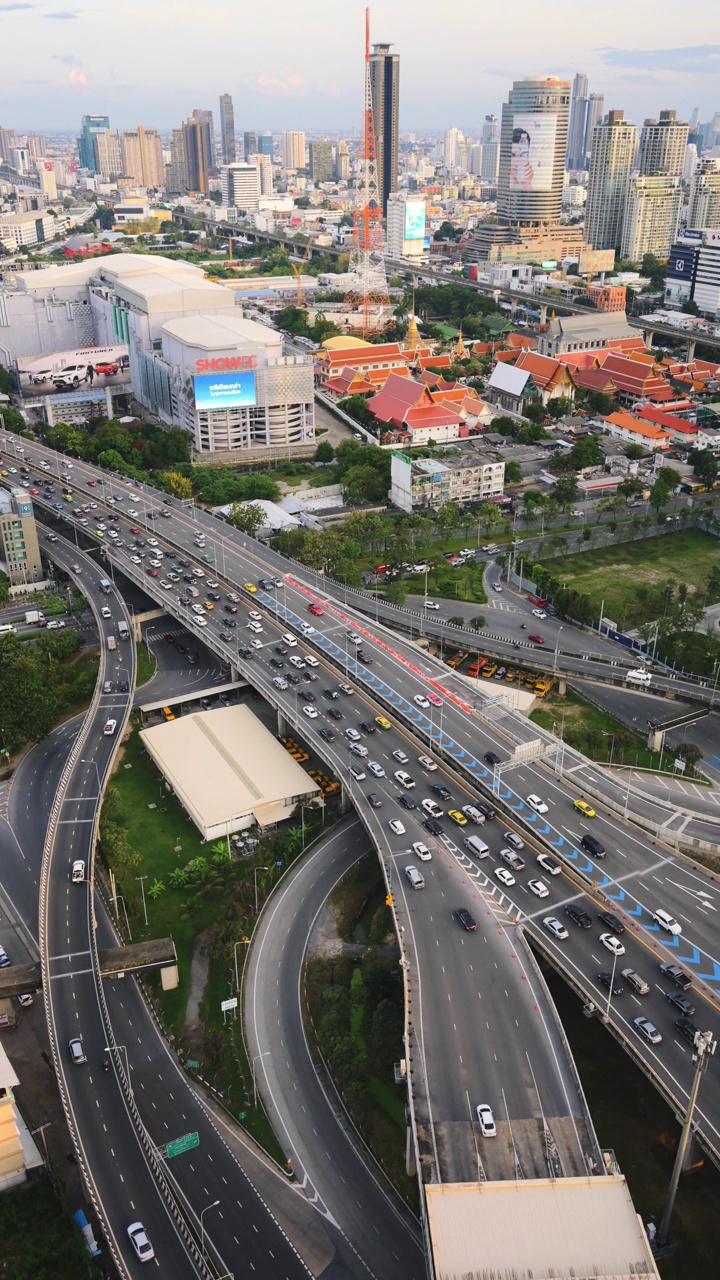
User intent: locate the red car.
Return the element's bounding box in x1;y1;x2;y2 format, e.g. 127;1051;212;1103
308;603;324;616
87;480;97;487
130;527;141;535
94;362;118;376
147;568;159;577
528;633;545;644
30;487;39;495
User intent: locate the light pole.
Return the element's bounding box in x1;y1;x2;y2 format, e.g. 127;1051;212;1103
253;865;268;915
602;731;615;768
657;1029;717;1246
252;1051;270;1109
200;1198;220;1259
106;1043;132;1092
114;893;132;941
233;937;250;993
135;875;148;927
80;758;101;799
553;625;564;673
604;947;619;1020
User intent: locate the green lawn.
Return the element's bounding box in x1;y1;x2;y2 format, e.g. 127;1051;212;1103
531;689;666;771
539;530;720;632
135;639;156;687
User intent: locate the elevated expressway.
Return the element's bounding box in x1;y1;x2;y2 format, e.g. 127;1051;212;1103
4;435;719;1268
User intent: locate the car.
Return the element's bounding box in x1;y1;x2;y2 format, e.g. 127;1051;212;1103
503;831;524;851
318;727;336;743
536;854;561;876
207;591;221;602
634;1017;662;1046
163;633;175;644
665;990;696;1016
454;908;477;931
532;608;546;618
300;690;316;703
424;600;440;610
225;604;238;614
103;719;117;736
187;651;199;664
659;962;692;991
573;799;596;818
127;1222;155;1264
389;819;406;836
68;1037;86;1065
374;716;391;731
394;770;414;789
359;720;376;734
308;603;324;616
147;568;158;577
367;761;385;778
494;867;515;887
413;693;430;708
244;583;257;593
392;749;409;764
270;658;285;669
348;632;362;645
302;706;319;719
357;651;373;665
492;582;502;593
130;527;141;535
345;727;361;742
94;361;119;376
367;793;383;809
653;908;682;936
484;751;501;767
421;798;443;818
430;784;452;801
475;1103;496;1137
526;794;549;814
0;946;10;968
339;683;354;696
675;1018;700;1047
597;910;625;935
418;755;438;772
543;916;569;940
249;638;263;650
565;903;593;929
528;879;549;898
528;633;545;644
412;842;432;862
597;971;625;996
17;993;33;1008
448;809;467;826
219;631;233;642
327;708;343;720
599;932;625;957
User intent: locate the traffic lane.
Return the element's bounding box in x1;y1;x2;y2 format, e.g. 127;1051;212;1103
248;822;425;1280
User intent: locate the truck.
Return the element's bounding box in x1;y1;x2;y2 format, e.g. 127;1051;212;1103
117;620;130;641
482;543;500;555
25;610;45;625
107;635;117;652
98;578;113;594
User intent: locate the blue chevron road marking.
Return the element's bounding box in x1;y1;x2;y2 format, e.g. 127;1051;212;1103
536;823;551;835
622;902;644;918
696;958;720;983
606;887;626;902
548;836;565;847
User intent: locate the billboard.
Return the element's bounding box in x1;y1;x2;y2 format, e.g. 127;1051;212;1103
404;199;426;241
16;344;130;399
193;371;257;411
509;114;557;192
577;248;616;275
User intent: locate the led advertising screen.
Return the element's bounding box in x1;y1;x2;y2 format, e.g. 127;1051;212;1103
193;371;257;411
509;114;557;192
16;344;130;399
404;199;426;241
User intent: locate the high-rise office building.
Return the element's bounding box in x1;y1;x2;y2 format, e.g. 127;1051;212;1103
93;129;122;180
219;94;236;163
121;127;164;188
258;132;273;157
482;115;499;143
0;128;19;164
243;131;257;161
639;110;688;177
688;159;720;230
255;154;273;196
566;73;589;169
369;40;400;214
468;143;484;176
221;162;261;211
192;109;216;166
386;191;425;260
481;138;500;184
281;131;306;168
444;128;464;171
37;163;57;200
78;115;109;171
621;174;682;259
168;129;187;192
182;117;211;193
584;94;604;159
335;138;350;181
684;144;699;183
26;134;46;160
0;488;42;586
497;77;570;226
585;109;636;251
309;140;333;184
10;148;30;175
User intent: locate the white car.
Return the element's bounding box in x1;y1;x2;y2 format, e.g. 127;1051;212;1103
417;755;437;772
492;582;503;593
633;1016;662;1046
159;580;172;590
476;1104;496;1137
345;728;361;742
600;932;625;957
68;1037;86;1065
526;794;549;815
412;841;432;862
528;879;549;898
192;603;205;614
348;632;362;646
367;761;385;778
536;854;561;876
248;611;262;621
302;705;319;719
494;866;515;887
532;608;546;619
388;819;406;836
543;916;569;940
339;683;354;695
424;600;440;610
103;719;117;736
413;694;430;708
421;798;443;818
394;770;415;789
146;537;158;546
193;616;208;628
392;749;409;763
127;1222;155;1264
149;558;162;568
249;638;263;650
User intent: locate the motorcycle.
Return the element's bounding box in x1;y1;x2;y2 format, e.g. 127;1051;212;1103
100;1057;110;1072
520;623;527;630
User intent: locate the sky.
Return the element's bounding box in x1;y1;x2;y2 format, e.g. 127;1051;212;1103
1;0;719;134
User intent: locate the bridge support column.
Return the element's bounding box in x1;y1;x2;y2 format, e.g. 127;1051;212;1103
556;675;567;695
686;339;696;363
645;329;654;348
539;304;547;325
405;1127;416;1178
277;709;289;737
229;664;239;683
647;728;664;752
510;298;519;317
340;785;352;815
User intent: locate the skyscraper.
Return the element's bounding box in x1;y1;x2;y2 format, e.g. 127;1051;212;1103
369;40;400;214
688;159;720;230
482;115;498;143
243;131;257;161
639;110;688;177
192;109;216;167
621;174;682;259
335;138;350;181
93;129;122;180
219;94;236;164
585;110;636;250
255;154;273;196
0;128;19;164
258;132;273;157
182;117;211;193
281;132;306;168
566;73;589;170
79;115;109;171
121;127;164;188
481;138;500;184
221;162;260;211
584;94;604;161
497;77;570;226
444;128;464;171
168;129;187;192
309;140;333;184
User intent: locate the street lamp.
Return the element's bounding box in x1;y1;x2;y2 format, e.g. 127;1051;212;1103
200;1199;220;1260
80;758;101;799
553;625;564;673
657;1029;717;1246
105;1043;132;1092
135;875;149;927
604;948;619;1020
602;731;615;768
252;1052;270;1109
253;865;269;915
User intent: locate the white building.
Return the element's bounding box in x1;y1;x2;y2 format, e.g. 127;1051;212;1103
390;450;505;514
621;175;682;261
221;163;261;212
386;192;426;261
0;209;61;251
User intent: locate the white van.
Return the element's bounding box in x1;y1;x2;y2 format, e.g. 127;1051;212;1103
272;676;289;690
404;865;426;890
464;834;490;859
461;805;485;825
653;908;682;936
281;633;297;647
626;669;652;686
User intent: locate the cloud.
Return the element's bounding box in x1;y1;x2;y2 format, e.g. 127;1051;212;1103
599;45;720;73
256;71;305;97
43;8;79;17
0;4;36;10
52;52;82;65
68;67;87;84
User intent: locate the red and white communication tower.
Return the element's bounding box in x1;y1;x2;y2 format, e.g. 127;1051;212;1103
347;7;390;334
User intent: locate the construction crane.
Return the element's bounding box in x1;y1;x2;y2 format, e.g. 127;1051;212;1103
291;220;321;307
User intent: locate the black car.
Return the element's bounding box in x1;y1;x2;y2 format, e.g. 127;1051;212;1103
224;619;237;628
318;727;336;743
270;658;284;669
237;646;252;659
398;794;416;810
259;578;274;590
484;751;501;766
359;721;376;734
665;990;696;1016
597;971;624;996
324;688;339;700
303;671;319;682
300;690;316;702
597;910;625;935
183;573;195;582
357;652;372;664
187;651;199;665
275;644;288;655
207;591;221;601
327;708;343;720
220;631;233;641
177;559;189;568
287;674;301;684
118;680;129;693
423;817;443;836
200;698;213;711
565;903;593;928
659;962;693;991
162;497;172;505
454;907;477;932
674;1018;700;1046
367;793;383;809
431;783;452;801
224;605;238;614
475;800;496;821
176;643;187;655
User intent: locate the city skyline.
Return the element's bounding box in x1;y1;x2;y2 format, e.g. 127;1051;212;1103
0;0;718;131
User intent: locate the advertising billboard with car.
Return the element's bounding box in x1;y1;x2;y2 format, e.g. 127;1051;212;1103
509;114;557;192
193;370;257;411
16;344;130;398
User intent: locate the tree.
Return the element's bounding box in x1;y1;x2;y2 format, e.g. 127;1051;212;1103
624;443;646;461
523;402;546;426
690;448;718;489
227;502;266;536
469;615;486;631
547;396;574;420
675;743;703;776
314;440;334;464
436;500;462;542
165;470;193;499
552;434;604;471
342;464;388;506
553;474;579;512
586;391;616;417
337;394;373;427
477;502;505;537
94;204;115;230
504;460;522;484
385;578;408;605
617;476;644;503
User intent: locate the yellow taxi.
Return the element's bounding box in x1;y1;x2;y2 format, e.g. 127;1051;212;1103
243;582;257;593
448;809;468;826
374;716;392;731
573;799;596;818
203;600;214;611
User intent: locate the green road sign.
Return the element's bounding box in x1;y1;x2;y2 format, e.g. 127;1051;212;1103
238;1111;247;1121
167;1131;199;1158
186;1059;199;1069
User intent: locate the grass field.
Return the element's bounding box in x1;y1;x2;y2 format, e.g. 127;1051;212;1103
540;530;719;631
135;639;156;687
530;689;665;771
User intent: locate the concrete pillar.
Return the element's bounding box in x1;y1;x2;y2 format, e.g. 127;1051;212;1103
510;298;519;316
405;1127;416;1178
105;387;113;418
339;785;352;815
556;675;567;695
645;329;654;348
647;727;664;753
277;709;288;737
686;340;696;363
539;304;547;326
230;665;239;683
